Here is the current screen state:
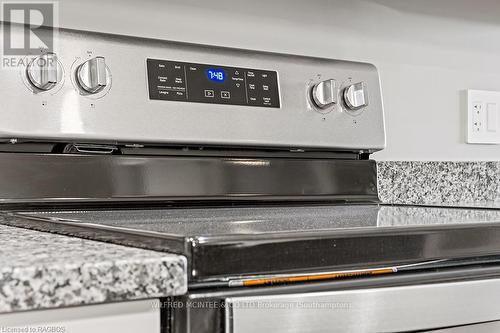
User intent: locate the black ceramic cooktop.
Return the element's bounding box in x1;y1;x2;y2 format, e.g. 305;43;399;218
3;204;500;283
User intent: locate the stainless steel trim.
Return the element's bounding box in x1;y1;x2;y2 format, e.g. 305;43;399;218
0;153;377;203
225;277;500;333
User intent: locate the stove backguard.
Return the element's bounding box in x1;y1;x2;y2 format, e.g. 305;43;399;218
0;153;378;205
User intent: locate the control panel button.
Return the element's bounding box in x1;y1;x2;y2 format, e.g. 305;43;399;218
311;79;336;109
204;90;214;97
76;56;108;94
344;82;368;110
26;52;60;91
263;97;273;106
221;91;230;99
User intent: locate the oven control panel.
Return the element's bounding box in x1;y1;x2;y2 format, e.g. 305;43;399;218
1;23;386;153
147;59;280;108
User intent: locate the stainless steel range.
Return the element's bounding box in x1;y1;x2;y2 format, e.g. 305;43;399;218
2;23;500;333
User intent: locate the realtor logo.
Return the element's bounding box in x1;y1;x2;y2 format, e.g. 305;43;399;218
2;1;57;57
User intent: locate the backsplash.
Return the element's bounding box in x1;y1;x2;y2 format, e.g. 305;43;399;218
377;161;500;205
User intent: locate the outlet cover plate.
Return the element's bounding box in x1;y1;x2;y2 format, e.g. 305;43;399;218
467;90;500;144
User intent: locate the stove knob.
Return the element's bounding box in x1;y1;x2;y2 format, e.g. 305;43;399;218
344;82;368;110
311;79;337;109
76;56;108;93
26;52;60;90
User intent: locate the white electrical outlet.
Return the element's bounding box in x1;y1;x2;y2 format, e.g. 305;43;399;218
467;90;500;144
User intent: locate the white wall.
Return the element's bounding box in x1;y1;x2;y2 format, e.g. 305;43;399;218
57;0;500;161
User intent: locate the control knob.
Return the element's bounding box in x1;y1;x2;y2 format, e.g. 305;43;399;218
311;79;336;109
26;52;60;91
343;82;368;110
76;56;108;94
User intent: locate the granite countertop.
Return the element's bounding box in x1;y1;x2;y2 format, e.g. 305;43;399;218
0;224;187;314
377;161;500;208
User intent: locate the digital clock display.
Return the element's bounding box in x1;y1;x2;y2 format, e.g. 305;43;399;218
206;68;225;83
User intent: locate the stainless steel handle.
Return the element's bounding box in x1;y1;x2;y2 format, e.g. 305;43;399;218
225;278;500;333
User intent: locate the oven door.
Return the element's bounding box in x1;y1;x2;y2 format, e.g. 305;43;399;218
170;269;500;333
225;277;500;333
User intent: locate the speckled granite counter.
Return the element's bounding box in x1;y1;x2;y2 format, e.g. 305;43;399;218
377;161;500;207
0;224;187;314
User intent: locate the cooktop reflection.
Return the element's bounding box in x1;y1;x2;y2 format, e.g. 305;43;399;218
9;204;500;235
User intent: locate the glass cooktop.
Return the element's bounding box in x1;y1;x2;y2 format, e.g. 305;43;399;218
3;204;500;283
